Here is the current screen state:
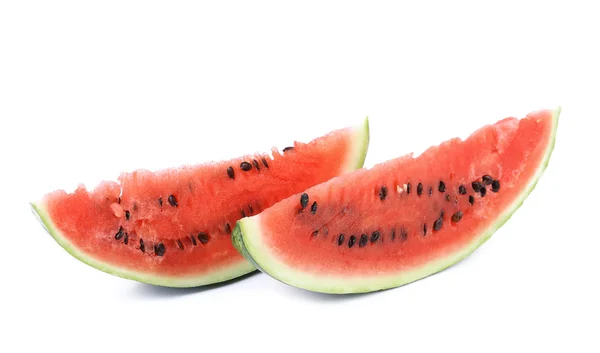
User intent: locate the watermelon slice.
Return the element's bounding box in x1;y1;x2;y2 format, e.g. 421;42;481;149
31;118;370;287
233;108;560;294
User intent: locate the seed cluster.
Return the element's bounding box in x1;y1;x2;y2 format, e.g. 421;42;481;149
324;174;503;249
334;226;409;249
226;156;271;179
110;171;261;258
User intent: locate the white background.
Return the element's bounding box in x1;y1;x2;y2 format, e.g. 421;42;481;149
1;1;598;352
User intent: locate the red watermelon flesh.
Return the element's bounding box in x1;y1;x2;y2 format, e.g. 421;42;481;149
31;118;370;287
233;108;560;294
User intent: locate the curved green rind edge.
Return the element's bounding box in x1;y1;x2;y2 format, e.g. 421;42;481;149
344;116;370;171
30;201;256;288
30;118;371;288
234;107;561;294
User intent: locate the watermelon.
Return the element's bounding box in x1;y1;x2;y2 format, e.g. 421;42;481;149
233;108;560;294
30;118;370;287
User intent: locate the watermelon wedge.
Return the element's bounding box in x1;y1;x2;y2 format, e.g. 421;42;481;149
31;118;370;287
233;108;560;294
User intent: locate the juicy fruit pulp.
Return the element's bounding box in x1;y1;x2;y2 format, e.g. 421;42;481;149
32;118;370;287
233;108;560;294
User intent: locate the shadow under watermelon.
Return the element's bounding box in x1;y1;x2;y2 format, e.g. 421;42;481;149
130;271;260;298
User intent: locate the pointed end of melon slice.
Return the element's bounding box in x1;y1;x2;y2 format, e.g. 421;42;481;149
29;200;103;279
30;201;50;234
342;116;370;173
31;199;256;288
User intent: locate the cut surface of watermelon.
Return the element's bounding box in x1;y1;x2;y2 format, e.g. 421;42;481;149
31;118;370;287
233;108;560;294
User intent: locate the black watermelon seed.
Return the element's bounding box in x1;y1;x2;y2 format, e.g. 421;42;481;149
118;197;121;204
158;197;163;207
480;186;487;197
225;223;232;234
283;146;294;152
312;230;319;237
406;182;412;194
445;194;451;202
241;209;247;218
261;157;269;168
417;183;423;196
348;235;356;248
429;186;433;196
440;209;445;218
472;181;483;192
252;159;260;171
451;211;463;223
125;210;130;220
482;175;494;185
337;234;345;246
311;201;318;214
433;217;443;231
391;228;396;241
439;181;446;192
491;180;500;192
176;239;184;250
168;195;178;207
300;193;309;209
115;226;124;240
227;166;235;179
240;162;252;171
124;233;129;245
190;235;197;246
459;185;467;195
379;185;388;200
359;234;368;247
140;239;145;253
469;195;475;205
154;243;165;256
423;223;427;236
198;232;209;244
248;204;254;215
399;227;408;242
371;231;380;243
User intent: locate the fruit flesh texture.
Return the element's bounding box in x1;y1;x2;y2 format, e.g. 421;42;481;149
33;119;370;287
234;108;559;293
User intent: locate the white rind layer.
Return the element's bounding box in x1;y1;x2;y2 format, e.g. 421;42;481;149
341;117;370;173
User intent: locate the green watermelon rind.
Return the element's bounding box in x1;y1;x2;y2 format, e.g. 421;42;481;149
233;107;561;294
30;201;256;287
343;117;370;172
31;118;371;288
